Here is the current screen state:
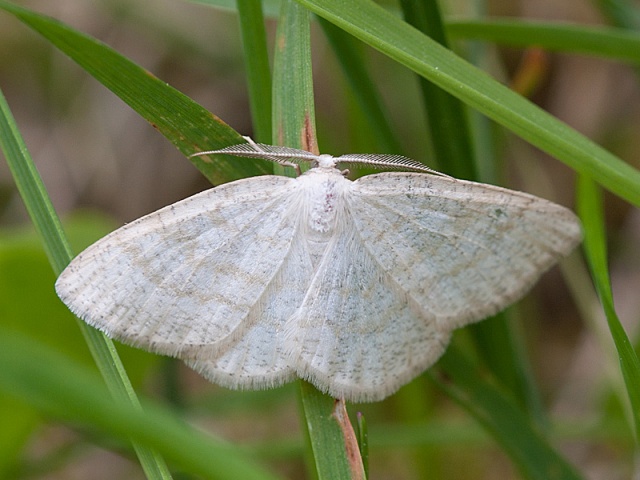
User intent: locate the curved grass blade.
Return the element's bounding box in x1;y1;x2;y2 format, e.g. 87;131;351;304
317;16;403;155
293;0;640;206
577;175;640;442
399;0;476;180
0;1;269;185
0;87;173;480
447;19;640;64
0;330;282;480
435;347;584;480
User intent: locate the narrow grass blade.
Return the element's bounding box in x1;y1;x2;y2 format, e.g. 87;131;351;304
399;0;476;180
272;1;364;478
468;313;548;428
293;0;640;206
272;0;317;154
191;0;282;18
0;330;282;480
435;347;584;480
447;19;640;64
317;17;403;154
237;0;272;143
299;382;366;480
398;0;545;426
577;175;640;442
356;412;369;478
593;0;640;30
0;1;269;184
0;88;173;479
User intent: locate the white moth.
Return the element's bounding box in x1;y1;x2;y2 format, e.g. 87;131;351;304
55;138;582;402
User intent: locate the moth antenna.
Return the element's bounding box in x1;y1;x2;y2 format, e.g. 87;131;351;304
335;154;450;177
191;139;448;178
189;137;325;176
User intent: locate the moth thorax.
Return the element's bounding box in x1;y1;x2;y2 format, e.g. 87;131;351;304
304;173;347;235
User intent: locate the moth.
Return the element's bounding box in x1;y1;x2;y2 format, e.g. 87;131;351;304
56;138;581;402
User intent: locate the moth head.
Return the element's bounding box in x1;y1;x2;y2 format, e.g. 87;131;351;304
315;154;338;169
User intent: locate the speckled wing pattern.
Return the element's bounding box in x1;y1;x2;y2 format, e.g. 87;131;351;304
56;175;303;389
56;162;581;402
283;173;581;401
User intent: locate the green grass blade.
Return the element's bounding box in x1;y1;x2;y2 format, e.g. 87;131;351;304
299;382;366;480
0;330;282;480
468;313;548;427
593;0;640;29
293;0;640;206
398;0;545;425
436;347;584;480
272;2;363;478
0;100;71;274
0;88;173;479
447;19;640;64
399;0;476;179
272;0;317;153
577;175;640;442
356;413;369;478
317;16;403;154
191;0;282;18
0;1;268;184
237;0;272;143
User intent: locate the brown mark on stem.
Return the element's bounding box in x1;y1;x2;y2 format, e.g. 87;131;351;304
332;398;366;480
301;113;318;155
